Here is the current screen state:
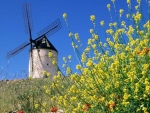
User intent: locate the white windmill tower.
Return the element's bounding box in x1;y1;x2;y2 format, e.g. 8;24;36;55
29;35;59;78
6;3;61;78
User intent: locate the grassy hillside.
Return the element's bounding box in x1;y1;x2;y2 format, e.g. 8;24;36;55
0;78;61;113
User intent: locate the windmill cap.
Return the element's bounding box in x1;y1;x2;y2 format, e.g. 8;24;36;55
32;36;58;52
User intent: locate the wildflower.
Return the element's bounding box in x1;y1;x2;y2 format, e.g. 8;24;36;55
52;59;57;65
63;57;67;63
113;22;117;27
45;89;50;94
76;64;81;70
94;35;99;40
127;0;131;4
48;52;53;57
135;5;139;10
137;51;141;54
72;42;75;48
119;9;124;14
66;67;71;74
137;0;141;4
111;0;115;3
123;93;131;100
90;15;95;21
68;55;72;60
126;14;130;18
63;13;67;19
69;32;73;37
100;20;104;26
42;70;47;76
142;107;148;112
83;103;91;111
34;103;39;109
90;29;94;33
18;110;24;113
29;75;32;79
121;21;126;26
50;106;58;112
144;48;149;54
86;58;93;67
107;4;111;10
47;72;51;77
107;101;116;110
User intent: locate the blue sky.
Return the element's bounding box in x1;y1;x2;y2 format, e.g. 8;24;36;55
0;0;148;80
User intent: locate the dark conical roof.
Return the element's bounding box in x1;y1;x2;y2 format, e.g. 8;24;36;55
33;35;58;52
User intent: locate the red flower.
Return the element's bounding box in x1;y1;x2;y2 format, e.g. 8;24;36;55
107;102;116;110
144;48;149;54
50;106;58;112
83;103;91;111
137;51;141;54
138;48;149;55
18;110;24;113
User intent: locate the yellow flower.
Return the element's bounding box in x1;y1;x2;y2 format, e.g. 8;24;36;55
142;107;147;112
127;0;131;4
126;14;130;18
88;38;92;45
145;85;150;94
137;0;141;4
111;0;115;3
113;22;117;27
63;13;67;19
107;4;111;10
63;57;67;63
135;5;139;10
90;29;94;33
123;93;131;100
42;70;47;75
119;9;124;14
94;35;99;40
34;103;39;109
100;20;104;26
29;75;32;79
47;72;50;77
90;15;95;21
76;64;81;70
92;44;96;49
52;59;57;65
69;32;73;37
74;33;79;40
48;52;53;57
45;89;50;94
121;21;126;26
42;102;47;108
66;67;71;74
86;58;93;67
72;42;75;48
68;55;72;60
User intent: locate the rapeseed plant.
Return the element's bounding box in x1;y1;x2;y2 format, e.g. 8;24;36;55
43;0;150;112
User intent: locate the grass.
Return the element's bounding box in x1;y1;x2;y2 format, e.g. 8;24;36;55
0;78;59;113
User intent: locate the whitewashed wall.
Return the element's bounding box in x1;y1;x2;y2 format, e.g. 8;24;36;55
29;48;58;78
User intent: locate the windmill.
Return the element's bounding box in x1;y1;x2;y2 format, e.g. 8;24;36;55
6;3;61;78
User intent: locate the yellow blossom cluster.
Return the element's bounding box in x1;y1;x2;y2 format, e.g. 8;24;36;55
41;0;150;112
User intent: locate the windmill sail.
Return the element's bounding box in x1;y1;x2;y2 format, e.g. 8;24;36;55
37;18;61;37
22;3;33;34
6;42;30;59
